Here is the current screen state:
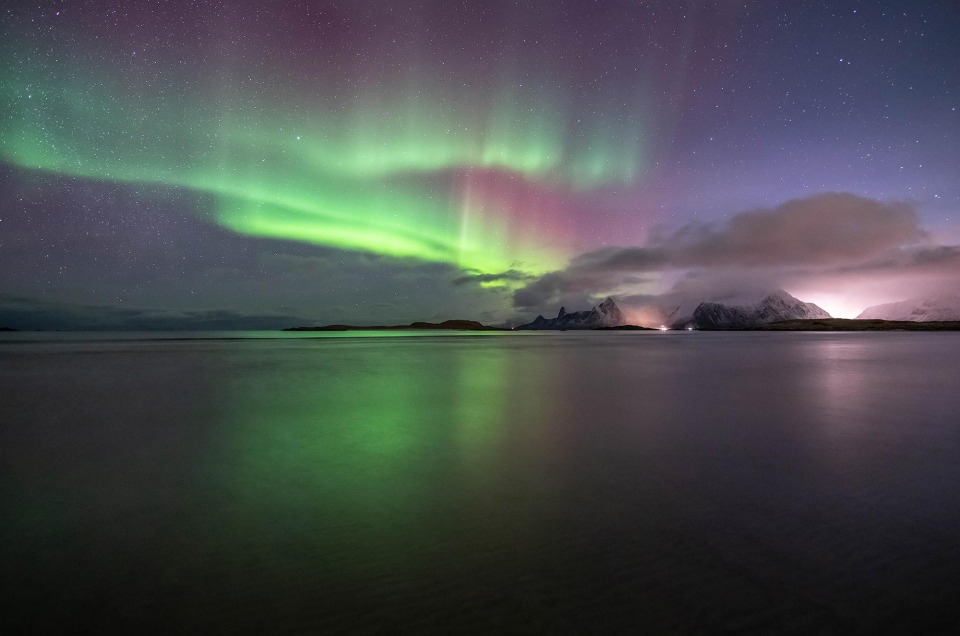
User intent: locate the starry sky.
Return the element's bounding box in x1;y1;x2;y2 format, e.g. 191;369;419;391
1;0;958;328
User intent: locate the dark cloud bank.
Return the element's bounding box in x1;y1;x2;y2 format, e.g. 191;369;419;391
513;193;959;317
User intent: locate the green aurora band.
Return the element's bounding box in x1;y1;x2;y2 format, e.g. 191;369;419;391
2;57;648;277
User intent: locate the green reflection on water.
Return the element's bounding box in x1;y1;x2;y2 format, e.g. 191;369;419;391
215;339;556;575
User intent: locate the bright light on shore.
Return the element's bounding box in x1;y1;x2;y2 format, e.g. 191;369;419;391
794;292;862;318
658;325;669;331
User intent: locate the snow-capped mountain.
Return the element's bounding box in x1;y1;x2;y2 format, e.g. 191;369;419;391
517;297;625;330
857;295;960;321
671;289;831;329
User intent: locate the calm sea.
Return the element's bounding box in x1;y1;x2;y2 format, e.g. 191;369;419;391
2;331;959;634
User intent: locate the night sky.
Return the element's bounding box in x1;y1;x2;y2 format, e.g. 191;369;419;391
2;0;958;328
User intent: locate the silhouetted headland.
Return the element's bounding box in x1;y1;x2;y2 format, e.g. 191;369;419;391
759;318;960;331
284;320;509;332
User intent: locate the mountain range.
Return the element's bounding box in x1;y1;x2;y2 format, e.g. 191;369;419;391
519;290;832;330
857;295;960;322
516;297;625;330
670;289;831;330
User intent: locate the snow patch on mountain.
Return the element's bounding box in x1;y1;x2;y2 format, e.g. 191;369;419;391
670;289;831;329
857;295;960;321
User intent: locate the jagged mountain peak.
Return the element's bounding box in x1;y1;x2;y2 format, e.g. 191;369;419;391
596;297;624;323
517;296;626;330
763;288;794;301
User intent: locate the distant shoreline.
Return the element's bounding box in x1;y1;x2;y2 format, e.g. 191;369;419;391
283;320;510;332
284;318;960;332
757;318;960;331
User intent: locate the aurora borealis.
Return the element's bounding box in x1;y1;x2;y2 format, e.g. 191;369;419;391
2;52;647;274
2;1;959;326
2;1;650;279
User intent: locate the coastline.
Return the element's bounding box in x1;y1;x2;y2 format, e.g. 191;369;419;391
283;318;960;333
284;319;510;332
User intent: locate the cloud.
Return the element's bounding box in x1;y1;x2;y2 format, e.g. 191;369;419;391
513;193;949;312
569;193;923;273
680;193;922;266
451;269;535;286
784;245;960;310
512;270;621;309
838;245;960;274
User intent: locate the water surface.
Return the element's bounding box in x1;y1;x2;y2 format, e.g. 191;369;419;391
2;331;959;633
